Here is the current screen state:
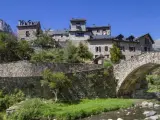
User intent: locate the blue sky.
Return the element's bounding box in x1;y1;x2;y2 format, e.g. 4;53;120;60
1;0;160;40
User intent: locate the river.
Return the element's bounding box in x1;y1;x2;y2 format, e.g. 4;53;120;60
82;104;160;120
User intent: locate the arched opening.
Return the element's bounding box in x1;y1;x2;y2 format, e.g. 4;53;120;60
117;63;160;98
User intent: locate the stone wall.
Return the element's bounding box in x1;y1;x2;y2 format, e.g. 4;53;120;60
114;52;160;94
0;61;115;99
0;68;116;100
0;61;103;77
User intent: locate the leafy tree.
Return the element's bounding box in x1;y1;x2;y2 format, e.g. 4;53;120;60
110;44;122;63
63;41;80;63
63;41;93;63
41;69;71;102
32;30;57;49
146;74;160;92
31;49;64;63
77;42;93;62
15;40;34;60
0;32;34;63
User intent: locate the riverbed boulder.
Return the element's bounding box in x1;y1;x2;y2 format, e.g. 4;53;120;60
154;104;160;109
148;102;154;108
145;115;160;120
143;111;157;117
117;118;123;120
142;101;149;108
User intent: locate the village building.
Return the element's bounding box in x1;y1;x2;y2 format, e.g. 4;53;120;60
17;20;41;41
16;19;154;63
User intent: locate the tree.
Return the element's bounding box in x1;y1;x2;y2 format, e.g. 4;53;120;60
32;30;57;49
63;41;93;63
0;32;34;63
110;44;122;63
77;42;93;62
31;49;64;63
146;74;160;92
63;41;80;63
15;40;34;60
41;69;71;102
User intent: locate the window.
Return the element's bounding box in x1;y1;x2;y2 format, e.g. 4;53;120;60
26;31;30;37
120;46;125;52
95;55;98;58
76;33;84;37
129;47;135;52
95;46;101;52
76;22;81;25
144;47;147;51
105;46;108;51
97;29;100;32
61;35;63;37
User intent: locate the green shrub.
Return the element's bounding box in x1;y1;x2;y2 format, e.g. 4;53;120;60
103;60;112;68
0;89;25;111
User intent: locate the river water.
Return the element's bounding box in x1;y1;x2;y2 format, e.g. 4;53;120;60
82;106;160;120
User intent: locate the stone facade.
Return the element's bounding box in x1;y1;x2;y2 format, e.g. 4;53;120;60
0;61;115;99
0;61;103;77
114;52;160;95
17;20;41;41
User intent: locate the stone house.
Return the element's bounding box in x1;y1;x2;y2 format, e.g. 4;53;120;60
17;20;41;41
16;19;154;62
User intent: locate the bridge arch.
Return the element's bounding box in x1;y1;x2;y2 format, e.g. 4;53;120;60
114;52;160;96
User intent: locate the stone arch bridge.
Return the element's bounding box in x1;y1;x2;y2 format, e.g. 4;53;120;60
114;52;160;96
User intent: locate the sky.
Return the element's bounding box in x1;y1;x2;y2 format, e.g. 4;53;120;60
0;0;160;40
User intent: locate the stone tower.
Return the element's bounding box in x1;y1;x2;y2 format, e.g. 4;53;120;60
17;20;41;41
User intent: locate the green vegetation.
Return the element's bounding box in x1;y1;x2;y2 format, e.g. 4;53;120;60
146;74;160;92
103;60;113;68
0;89;25;111
41;69;71;102
9;98;133;120
110;44;122;64
0;32;34;63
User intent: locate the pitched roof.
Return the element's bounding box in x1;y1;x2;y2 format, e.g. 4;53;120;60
87;26;110;30
136;33;154;44
70;19;86;22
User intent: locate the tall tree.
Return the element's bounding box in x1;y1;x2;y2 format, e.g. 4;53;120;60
110;44;122;63
77;42;93;62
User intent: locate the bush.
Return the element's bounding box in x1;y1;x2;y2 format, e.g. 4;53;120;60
0;89;25;111
103;60;113;68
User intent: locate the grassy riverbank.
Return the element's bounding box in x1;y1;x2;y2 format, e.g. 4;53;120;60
8;98;133;120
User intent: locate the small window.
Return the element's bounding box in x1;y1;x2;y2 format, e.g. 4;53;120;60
145;38;150;44
95;55;98;58
76;22;81;25
97;30;100;32
26;31;30;37
120;46;125;52
129;47;135;52
122;55;126;60
95;46;101;52
61;35;63;37
105;46;108;51
76;33;84;37
144;47;147;51
95;47;99;52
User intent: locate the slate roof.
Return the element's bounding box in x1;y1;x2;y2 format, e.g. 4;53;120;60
89;35;139;43
87;26;110;30
48;30;69;35
70;19;86;22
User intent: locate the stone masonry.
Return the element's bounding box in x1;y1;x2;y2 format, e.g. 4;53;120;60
114;52;160;94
